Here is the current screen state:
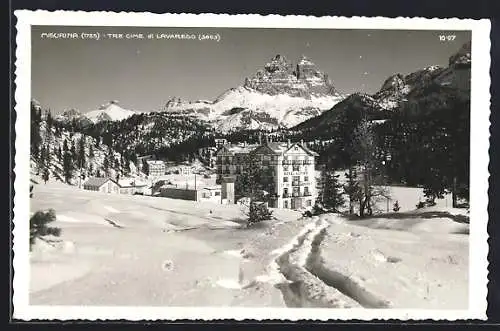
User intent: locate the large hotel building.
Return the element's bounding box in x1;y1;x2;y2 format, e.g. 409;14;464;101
216;139;318;210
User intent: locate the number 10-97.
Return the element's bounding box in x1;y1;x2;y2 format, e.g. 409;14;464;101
439;34;456;41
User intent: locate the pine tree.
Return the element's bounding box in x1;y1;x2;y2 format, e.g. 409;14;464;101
30;102;42;159
77;136;86;169
42;167;50;184
234;153;274;227
142;159;149;176
62;139;73;183
344;168;362;215
57;146;62;162
38;145;47;174
103;156;109;174
46;109;53;130
321;169;345;212
70;139;77;159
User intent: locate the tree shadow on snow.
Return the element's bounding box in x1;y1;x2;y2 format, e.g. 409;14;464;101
345;210;469;224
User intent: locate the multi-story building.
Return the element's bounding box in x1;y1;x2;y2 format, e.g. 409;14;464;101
216;139;318;210
146;160;166;177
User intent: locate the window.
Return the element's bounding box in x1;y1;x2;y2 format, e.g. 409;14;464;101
215;191;221;196
304;187;309;196
283;177;288;182
304;176;309;183
284;201;288;209
283;188;288;195
306;200;312;206
292;165;300;171
283;166;289;171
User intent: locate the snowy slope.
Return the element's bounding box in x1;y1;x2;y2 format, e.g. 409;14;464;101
165;87;344;132
33;121;135;185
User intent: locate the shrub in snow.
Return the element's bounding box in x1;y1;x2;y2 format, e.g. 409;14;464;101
29;209;61;251
393;200;400;212
246;201;273;228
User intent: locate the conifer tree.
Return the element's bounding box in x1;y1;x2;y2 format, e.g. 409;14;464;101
62;139;73;183
234;153;274;227
77;136;86;169
30;102;42;159
321;168;345;212
42;167;50;184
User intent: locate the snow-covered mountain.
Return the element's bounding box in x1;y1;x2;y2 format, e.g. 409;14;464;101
163;55;345;132
56;100;136;125
85;100;136;123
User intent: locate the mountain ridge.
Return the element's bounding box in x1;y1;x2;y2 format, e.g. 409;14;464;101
162;54;345;131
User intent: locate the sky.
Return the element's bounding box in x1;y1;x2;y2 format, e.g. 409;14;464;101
31;26;471;115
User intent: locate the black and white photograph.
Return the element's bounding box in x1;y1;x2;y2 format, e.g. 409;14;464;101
13;12;491;320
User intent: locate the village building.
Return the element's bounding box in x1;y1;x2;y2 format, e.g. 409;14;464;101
83;177;120;194
214;138;228;148
118;179;148;195
215;138;318;210
177;165;192;176
146;160;166;177
158;184;222;203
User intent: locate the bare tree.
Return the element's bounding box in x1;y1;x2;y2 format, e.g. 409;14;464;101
352;119;391;218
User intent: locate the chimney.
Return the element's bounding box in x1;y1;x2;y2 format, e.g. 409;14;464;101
243;141;246;147
287;139;291;148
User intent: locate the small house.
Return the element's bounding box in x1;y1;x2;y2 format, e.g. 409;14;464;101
146;160;166;177
83;177;120;194
201;186;222;203
118;179;148;195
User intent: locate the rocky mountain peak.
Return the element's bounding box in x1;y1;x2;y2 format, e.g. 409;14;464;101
379;73;406;92
98;100;121;110
264;54;293;74
244;54;339;97
449;41;471;67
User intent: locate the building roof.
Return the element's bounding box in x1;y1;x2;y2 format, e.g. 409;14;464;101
300;144;320;157
266;142;288;153
219;144;259;155
204;185;222;191
118;180;148;188
283;142;319;157
216;141;319;157
146;160;165;165
83;177;117;187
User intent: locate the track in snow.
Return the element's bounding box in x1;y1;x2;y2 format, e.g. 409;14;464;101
273;216;391;308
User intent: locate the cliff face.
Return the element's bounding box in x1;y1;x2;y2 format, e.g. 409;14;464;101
243;55;340;98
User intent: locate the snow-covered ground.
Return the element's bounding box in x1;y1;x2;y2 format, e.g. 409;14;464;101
28;181;468;308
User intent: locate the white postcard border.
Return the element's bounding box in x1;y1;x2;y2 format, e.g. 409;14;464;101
13;11;491;321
